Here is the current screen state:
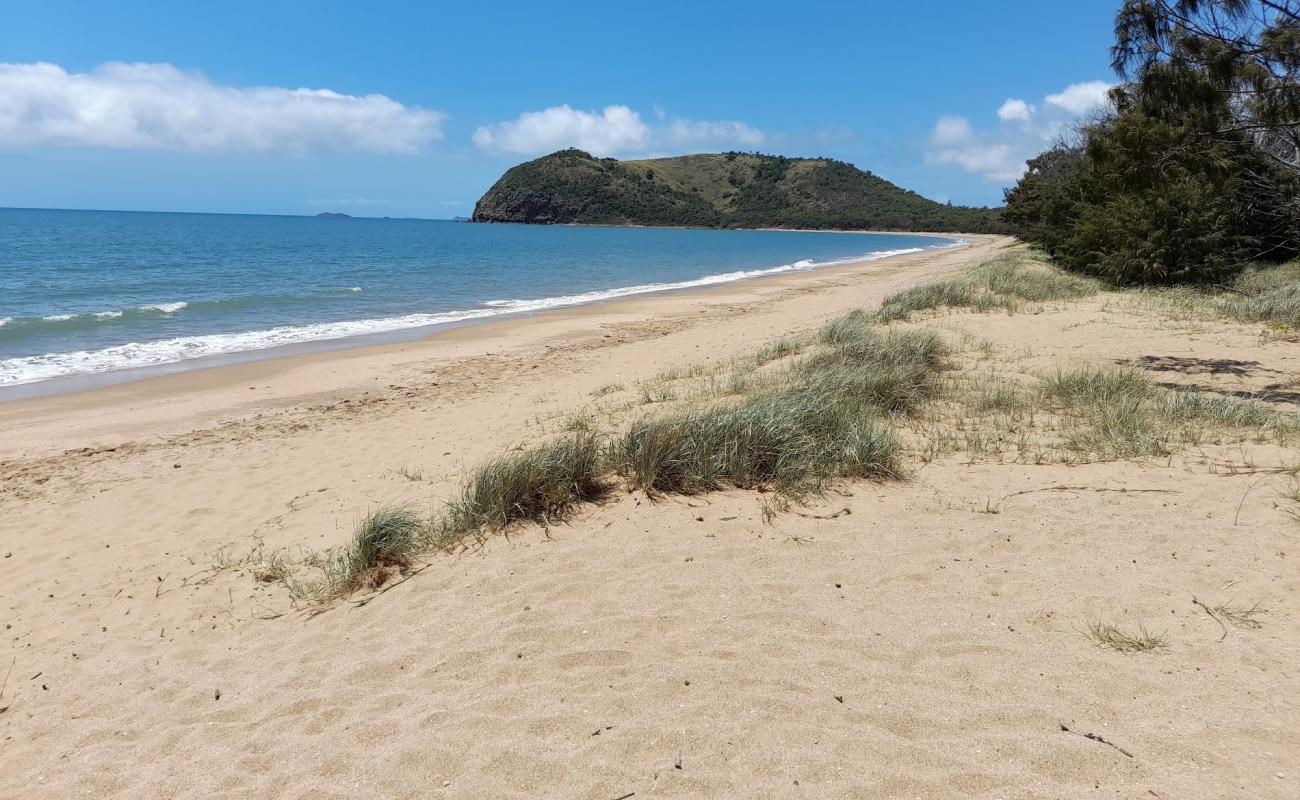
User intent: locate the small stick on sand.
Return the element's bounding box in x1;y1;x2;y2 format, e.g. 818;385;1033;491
794;507;851;520
1060;723;1134;758
0;655;15;712
1003;485;1177;500
1192;596;1228;642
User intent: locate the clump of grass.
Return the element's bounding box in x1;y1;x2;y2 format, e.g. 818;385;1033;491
562;414;597;433
967;381;1029;414
798;327;948;414
754;334;811;365
969;252;1105;302
874;250;1104;322
438;431;607;536
875;280;988;322
1086;621;1168;653
1039;366;1300;458
638;384;676;405
395;466;425;482
610;387;901;498
1158;392;1300;442
307;505;427;598
1150;260;1300;330
819;309;875;344
610;317;942;499
1039;367;1166;458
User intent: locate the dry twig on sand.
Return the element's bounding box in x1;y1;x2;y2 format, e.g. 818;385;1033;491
1192;596;1228;642
1060;723;1134;758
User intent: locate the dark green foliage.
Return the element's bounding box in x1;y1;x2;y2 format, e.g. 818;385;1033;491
470;149;721;227
473;149;1007;233
1005;99;1299;285
1004;1;1300;285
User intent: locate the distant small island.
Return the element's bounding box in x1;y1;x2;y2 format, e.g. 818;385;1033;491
315;211;352;219
472;149;1007;233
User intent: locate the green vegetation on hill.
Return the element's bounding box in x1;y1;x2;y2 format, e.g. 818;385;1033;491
472;149;1007;233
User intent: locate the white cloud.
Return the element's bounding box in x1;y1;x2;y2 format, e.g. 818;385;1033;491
667;118;764;147
931;116;973;146
1045;80;1114;115
926;79;1114;184
472;105;649;156
473;104;765;157
0;61;445;154
929;143;1024;183
996;98;1034;124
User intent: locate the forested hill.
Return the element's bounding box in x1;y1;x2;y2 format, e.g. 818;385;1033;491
472;150;1007;233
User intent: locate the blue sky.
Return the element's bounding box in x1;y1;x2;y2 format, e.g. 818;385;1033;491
1;0;1121;217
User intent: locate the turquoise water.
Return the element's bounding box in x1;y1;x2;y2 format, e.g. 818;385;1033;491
0;208;958;389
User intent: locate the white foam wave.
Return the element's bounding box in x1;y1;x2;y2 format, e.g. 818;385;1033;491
42;314;75;322
93;310;124;319
0;242;957;388
348;287;362;292
140;302;188;313
0;318;11;328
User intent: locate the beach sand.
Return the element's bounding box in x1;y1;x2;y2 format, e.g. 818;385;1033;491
2;234;1297;798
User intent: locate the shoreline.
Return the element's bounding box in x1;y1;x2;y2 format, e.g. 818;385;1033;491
0;235;998;459
0;234;971;404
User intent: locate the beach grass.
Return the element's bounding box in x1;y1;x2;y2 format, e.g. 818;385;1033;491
874;250;1105;322
245;251;1300;603
1085;620;1168;653
608;323;942;498
1039;366;1300;458
436;430;607;538
1141;260;1300;330
295;505;426;600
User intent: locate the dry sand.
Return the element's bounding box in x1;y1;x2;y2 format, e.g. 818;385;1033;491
1;235;1296;798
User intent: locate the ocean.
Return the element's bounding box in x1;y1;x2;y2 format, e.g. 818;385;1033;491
0;208;959;393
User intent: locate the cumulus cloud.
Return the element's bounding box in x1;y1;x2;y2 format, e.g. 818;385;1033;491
472;105;649;156
996;98;1034;124
926;79;1114;184
1045;81;1114;115
0;61;445;153
473;104;765;157
931;116;973;146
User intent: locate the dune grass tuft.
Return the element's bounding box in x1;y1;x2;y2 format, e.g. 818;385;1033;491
1150;260;1300;330
610;318;944;499
874;250;1105;322
754;334;812;365
1038;366;1300;458
1086;620;1168;653
298;505;427;599
437;431;607;537
611;388;901;498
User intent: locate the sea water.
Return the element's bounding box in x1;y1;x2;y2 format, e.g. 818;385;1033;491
0;208;959;391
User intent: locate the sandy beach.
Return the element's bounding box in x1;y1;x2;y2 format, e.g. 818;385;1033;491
2;234;1297;798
